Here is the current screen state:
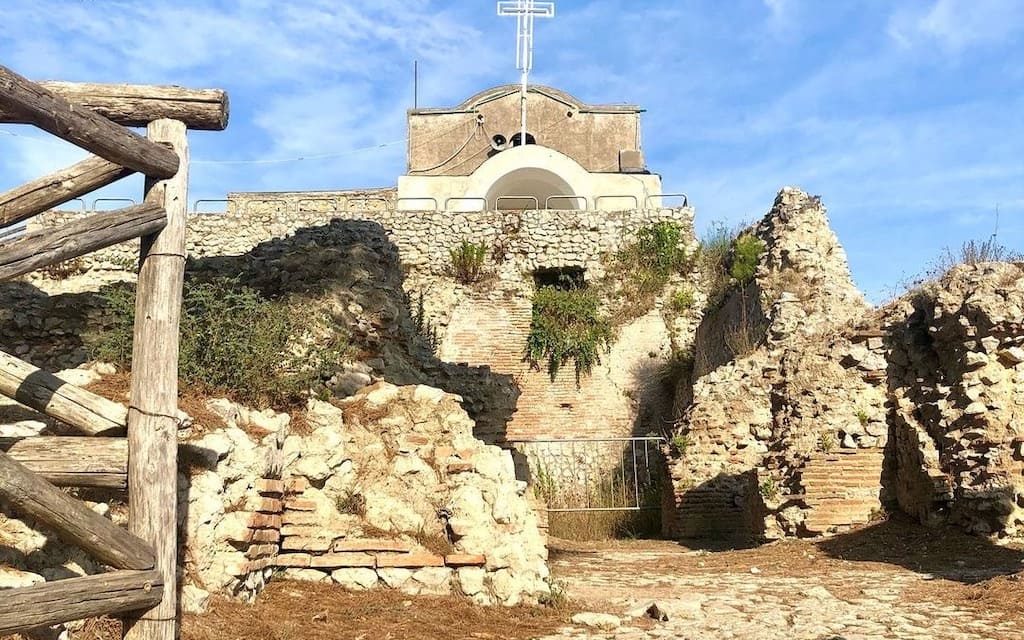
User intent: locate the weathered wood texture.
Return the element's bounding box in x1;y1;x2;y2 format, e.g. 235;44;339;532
0;203;165;281
0;155;133;228
0;349;128;436
0;451;154;570
0;570;163;636
0;81;229;131
0;65;179;178
2;437;128;489
124;119;188;640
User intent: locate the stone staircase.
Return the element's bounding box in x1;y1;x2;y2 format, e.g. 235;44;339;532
799;450;886;535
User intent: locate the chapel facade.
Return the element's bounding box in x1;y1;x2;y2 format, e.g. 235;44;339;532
397;84;663;211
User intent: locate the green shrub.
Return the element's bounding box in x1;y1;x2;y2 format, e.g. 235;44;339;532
448;240;488;284
856;409;870;428
669;287;696;313
605;221;692;321
819;431;837;453
526;286;614;382
669;433;692;457
759;476;780;502
87;277;347;408
697;221;740;307
729;233;765;284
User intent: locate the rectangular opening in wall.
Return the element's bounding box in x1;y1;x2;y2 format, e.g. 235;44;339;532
534;266;586;290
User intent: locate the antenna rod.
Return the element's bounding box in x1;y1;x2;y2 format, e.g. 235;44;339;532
414;60;419;109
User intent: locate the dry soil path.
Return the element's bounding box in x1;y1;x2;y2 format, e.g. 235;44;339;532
543;527;1024;640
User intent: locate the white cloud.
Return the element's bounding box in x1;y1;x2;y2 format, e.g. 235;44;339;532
888;0;1024;52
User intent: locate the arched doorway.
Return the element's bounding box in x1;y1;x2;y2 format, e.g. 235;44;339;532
486;167;577;210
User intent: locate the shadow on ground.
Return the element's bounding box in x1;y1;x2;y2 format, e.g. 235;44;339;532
816;513;1024;583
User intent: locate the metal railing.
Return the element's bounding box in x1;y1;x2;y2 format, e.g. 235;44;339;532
545;194;589;209
444;196;486;211
595;194;639;210
494;195;539;210
91;197;137;210
646;193;689;208
395;196;439;210
191;199;229;214
515;436;667;512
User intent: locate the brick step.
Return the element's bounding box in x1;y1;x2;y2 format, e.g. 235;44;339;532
802;463;884;472
802;497;876;505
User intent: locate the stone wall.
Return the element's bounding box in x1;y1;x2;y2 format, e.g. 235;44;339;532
20;200;694;449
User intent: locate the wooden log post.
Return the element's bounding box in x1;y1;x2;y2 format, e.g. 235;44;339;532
123;119;187;640
0;349;128;435
0;81;229;131
0;570;163;636
0;155;133;228
0;203;166;281
2;437;128;489
0;65;179;178
0;451;155;569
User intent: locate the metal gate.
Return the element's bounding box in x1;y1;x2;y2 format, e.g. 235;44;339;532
515;437;667;512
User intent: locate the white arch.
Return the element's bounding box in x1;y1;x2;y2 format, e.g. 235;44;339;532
465;145;592;210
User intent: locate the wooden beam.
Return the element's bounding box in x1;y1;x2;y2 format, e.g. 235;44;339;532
35;81;229;131
0;349;128;436
0;451;155;570
0;203;166;281
0;65;179;178
124;119;188;640
2;437;128;489
0;570;163;636
0;155;133;228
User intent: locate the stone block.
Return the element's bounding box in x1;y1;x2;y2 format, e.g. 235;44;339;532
247;513;282;529
285;499;318;512
333;538;412;553
445;553;486;567
275;553;312;568
310;552;375;568
251;529;281;544
331;568;379;590
255;479;285;495
376;551;445;568
281;537;334;552
256;498;283;513
377;568;413;588
246;544;277;559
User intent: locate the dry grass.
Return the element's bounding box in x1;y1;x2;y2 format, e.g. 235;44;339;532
339;396;391;426
548;510;661;541
2;584;573;640
181;581;572;640
84;372;227;434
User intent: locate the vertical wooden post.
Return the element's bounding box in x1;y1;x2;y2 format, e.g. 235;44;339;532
123;119;188;640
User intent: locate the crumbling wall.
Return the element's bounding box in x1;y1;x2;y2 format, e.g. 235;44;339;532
0;369;550;611
888;263;1024;537
665;187;1024;542
664;187;874;540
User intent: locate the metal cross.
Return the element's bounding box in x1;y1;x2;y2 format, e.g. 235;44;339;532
497;1;555;145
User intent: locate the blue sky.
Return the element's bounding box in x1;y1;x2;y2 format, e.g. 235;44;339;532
1;0;1021;301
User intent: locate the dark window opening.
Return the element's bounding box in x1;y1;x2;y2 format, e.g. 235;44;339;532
510;132;537;147
534;266;586;290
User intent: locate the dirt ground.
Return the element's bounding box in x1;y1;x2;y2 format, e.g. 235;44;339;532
5;516;1023;640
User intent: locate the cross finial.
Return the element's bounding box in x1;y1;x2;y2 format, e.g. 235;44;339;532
497;1;555;145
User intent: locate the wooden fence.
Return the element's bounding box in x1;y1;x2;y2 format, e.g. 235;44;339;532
0;63;228;640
